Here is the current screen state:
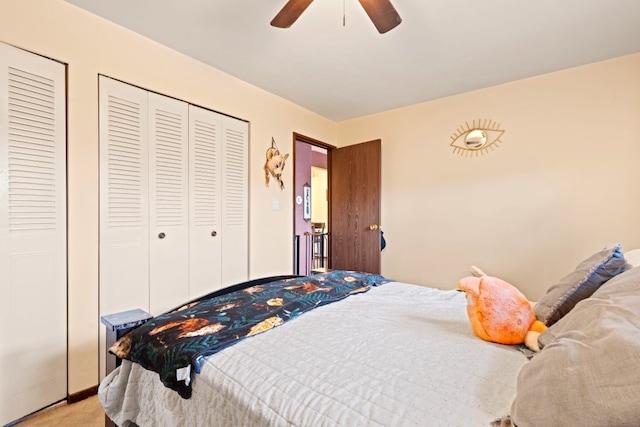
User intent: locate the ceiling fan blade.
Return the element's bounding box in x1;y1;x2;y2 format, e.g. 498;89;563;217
271;0;314;28
358;0;402;34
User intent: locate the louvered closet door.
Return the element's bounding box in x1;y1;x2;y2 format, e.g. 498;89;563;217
188;105;222;298
148;93;189;314
0;43;66;425
221;116;248;286
99;77;149;316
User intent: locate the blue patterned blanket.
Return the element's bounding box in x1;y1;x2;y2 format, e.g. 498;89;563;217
109;270;391;398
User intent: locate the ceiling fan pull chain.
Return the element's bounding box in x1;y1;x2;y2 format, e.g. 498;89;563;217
343;0;346;26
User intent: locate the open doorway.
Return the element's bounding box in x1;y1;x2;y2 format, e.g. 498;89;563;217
292;134;334;275
293;135;383;275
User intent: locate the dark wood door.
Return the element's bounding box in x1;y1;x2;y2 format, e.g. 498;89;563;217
329;140;381;274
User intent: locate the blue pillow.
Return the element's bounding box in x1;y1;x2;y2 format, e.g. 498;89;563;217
534;244;628;326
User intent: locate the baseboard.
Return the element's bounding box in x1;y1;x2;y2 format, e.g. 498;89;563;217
68;385;99;403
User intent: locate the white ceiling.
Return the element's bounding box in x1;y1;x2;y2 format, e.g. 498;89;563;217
64;0;640;122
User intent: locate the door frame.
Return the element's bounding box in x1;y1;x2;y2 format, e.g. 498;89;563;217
292;133;336;274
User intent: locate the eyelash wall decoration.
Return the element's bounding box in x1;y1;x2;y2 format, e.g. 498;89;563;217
450;119;505;157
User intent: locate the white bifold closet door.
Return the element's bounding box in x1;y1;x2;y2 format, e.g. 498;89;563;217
188;105;222;298
99;75;248;319
100;81;191;316
220;114;248;287
0;43;66;425
99;77;150;316
148;93;189;314
188;105;249;297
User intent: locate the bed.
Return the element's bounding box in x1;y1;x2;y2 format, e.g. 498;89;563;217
98;246;640;427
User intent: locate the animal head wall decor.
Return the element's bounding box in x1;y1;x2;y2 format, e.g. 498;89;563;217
264;137;290;190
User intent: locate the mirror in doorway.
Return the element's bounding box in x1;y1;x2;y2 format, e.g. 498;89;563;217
303;183;311;221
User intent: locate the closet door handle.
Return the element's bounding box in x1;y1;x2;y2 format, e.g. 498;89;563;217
158;232;166;239
211;231;217;237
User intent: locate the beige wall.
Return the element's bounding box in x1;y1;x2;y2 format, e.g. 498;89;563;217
0;0;335;394
338;53;640;300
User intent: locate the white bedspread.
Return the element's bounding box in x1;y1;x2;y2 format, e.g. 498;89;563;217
99;282;528;426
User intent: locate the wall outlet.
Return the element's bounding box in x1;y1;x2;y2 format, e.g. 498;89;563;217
272;198;280;211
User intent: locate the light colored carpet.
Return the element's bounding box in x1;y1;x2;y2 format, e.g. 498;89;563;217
15;395;105;427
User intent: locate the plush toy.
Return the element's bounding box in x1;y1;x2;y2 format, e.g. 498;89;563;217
458;267;546;352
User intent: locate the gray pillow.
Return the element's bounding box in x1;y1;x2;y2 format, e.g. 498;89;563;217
511;265;640;426
534;244;628;326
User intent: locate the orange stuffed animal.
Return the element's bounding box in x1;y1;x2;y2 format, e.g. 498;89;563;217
458;267;546;352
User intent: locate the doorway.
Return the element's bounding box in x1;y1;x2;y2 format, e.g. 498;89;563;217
292;134;383;276
293;134;332;275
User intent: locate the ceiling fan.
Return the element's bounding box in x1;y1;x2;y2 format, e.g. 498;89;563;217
270;0;402;34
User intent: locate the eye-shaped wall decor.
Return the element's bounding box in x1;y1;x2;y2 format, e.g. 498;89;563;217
450;119;505;157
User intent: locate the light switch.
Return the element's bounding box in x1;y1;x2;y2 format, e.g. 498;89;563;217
272;197;280;211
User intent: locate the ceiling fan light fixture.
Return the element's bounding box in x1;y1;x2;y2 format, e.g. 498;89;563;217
270;0;402;34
